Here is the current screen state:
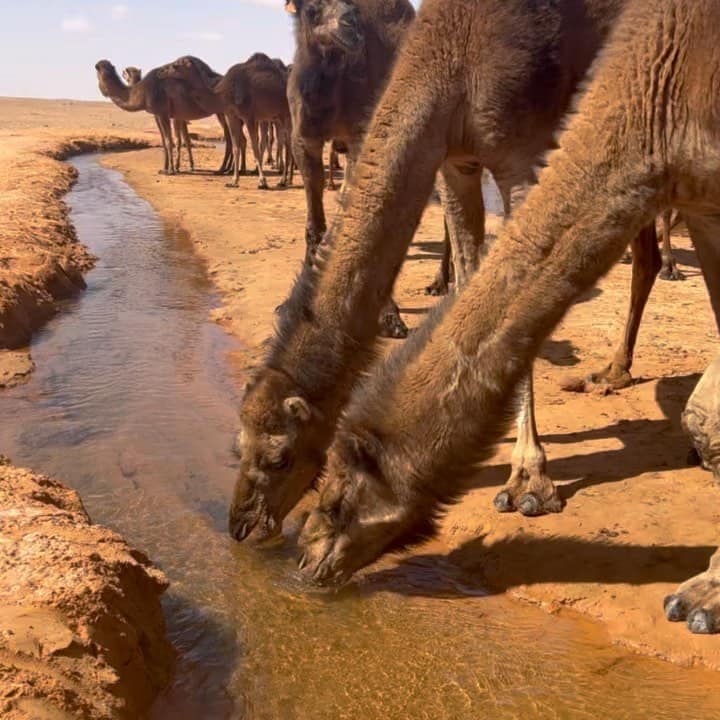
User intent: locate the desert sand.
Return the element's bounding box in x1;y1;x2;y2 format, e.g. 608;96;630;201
2;95;720;690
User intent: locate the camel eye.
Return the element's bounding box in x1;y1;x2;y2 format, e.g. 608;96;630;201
268;450;292;470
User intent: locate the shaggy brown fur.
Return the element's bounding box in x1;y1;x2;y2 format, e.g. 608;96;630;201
96;57;231;174
299;0;720;636
230;0;660;542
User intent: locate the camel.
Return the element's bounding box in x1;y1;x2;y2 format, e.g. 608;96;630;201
229;0;661;544
297;0;720;635
286;0;415;244
95;57;233;175
122;66;196;172
154;55;252;182
285;0;416;339
207;53;293;189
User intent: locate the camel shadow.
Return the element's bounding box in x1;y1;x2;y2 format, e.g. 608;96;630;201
467;374;701;497
538;338;580;366
360;537;716;599
671;246;700;270
411;239;446;256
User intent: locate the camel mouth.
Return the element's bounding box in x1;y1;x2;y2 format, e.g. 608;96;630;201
298;554;350;587
228;503;281;544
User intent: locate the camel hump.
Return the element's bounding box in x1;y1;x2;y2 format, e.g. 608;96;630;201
158;55;220;88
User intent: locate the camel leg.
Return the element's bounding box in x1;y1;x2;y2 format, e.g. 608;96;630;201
659;208;685;280
425;223;452;296
579;223;661;391
156;115;175;175
216;114;233;175
494;373;562;515
226;115;245;188
664;213;720;634
293;133;326;259
154;116;169;174
276;123;291;188
436;160;485;287
173;119;184;172
182;122;195;172
268;123;276;166
247;120;269;190
260;122;269;168
500;183;513;219
327;146;338;191
440;163;559;516
276;124;285;177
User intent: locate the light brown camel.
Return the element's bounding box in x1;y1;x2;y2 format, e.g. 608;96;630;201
95;57;232;175
228;0;660;544
123;66;196;172
298;0;720;637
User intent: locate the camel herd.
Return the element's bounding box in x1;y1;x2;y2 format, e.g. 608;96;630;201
99;0;720;637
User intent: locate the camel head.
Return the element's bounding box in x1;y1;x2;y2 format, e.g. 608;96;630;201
122;66;142;85
95;60;124;97
298;433;415;586
286;0;364;56
228;370;328;543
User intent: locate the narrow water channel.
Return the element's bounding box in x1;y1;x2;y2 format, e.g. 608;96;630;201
2;155;720;720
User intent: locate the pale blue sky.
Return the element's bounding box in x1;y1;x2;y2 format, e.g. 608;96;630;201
0;1;420;101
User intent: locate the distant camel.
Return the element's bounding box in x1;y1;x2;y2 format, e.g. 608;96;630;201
95;57;232;175
213;53;293;189
123;66;196;172
163;53;292;189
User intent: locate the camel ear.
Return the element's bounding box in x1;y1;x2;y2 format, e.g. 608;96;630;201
283;396;311;422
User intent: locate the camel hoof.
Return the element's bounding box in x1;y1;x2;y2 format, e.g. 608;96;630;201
258;181;269;190
619;251;632;264
425;281;449;297
493;491;514;513
664;594;688;622
379;315;409;339
659;267;686;281
688;608;718;634
517;493;543;517
226;182;239;189
687;447;702;466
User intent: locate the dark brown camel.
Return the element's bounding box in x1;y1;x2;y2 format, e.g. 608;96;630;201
95;57;232;175
211;53;293;189
285;0;416;338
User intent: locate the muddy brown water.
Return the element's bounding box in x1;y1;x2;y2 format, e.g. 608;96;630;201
2;155;720;719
